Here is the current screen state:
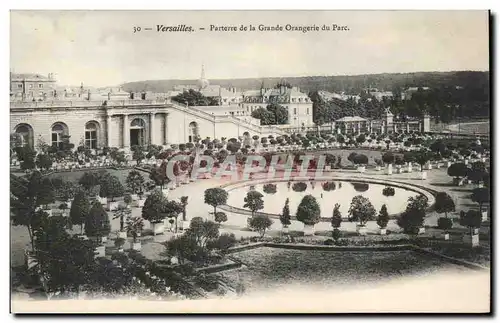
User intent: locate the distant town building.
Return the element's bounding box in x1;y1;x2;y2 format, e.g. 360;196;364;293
10;72;57;101
402;87;430;100
317;90;361;103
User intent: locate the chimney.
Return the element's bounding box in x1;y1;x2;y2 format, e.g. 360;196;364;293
87;90;91;100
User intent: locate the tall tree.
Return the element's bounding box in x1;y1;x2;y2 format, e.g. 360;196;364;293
204;188;229;215
70;191;91;234
243;191;264;217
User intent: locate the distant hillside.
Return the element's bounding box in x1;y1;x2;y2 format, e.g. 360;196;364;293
121;71;489;95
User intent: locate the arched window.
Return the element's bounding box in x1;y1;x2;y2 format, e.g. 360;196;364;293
14;124;34;148
51;122;68;149
188;122;198;143
85;121;99;149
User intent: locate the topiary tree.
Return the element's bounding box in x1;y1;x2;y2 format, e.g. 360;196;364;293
348;195;376;227
382;152;395;166
447;163;469;184
280;198;291;230
204;188;228;216
397;195;428;234
142;189;168;234
471;187;490;214
248;214;273;238
415;150;431;171
99;175;125;202
353;154;368;166
214;211;228;225
382;186;395;197
243;191;264;217
292;182;307;192
434;192;455;218
113;203;132;232
79;171;101;195
69;191;90;234
331;203;342;231
84;201;111;243
180;196;189;222
377;204;389;229
296;195;321;228
459;210;482;236
263;183;277;194
126;170;146;199
437;217;453;234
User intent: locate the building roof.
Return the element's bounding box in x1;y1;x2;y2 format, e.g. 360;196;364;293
11;73;55;82
336;116;367;122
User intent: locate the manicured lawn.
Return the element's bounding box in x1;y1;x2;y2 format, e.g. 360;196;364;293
219;247;472;294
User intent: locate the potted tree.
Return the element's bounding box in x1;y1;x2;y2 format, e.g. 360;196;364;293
142;189;168;235
204;187;229;221
447;163;469;186
437;217;453;240
84;201;111;257
296;195;321;236
243;191;265;228
331;203;342;237
180;196;189;230
377;204;389;235
126;216;144;251
348;195;376;236
459;210;481;247
415;150;431;180
114;237;126;252
59;203;69;217
471;187;490;222
69;191;90;236
100;175;125;211
162;200;183;233
126;170;146;203
279;198;291;234
434;192;455;220
394;155;405;174
397;195;428;235
113;202;132;239
403;152;415;173
353;154;368;173
374;158;383;171
382;152;395;175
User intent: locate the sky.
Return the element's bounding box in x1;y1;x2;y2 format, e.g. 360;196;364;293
10;10;490;87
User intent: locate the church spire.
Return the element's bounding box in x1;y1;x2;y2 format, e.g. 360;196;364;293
201;64;205;80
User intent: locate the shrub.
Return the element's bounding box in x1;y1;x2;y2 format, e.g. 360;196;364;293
262;183;277;194
437;217;453;232
292;182;307;192
322;182;336;191
382;186;395;197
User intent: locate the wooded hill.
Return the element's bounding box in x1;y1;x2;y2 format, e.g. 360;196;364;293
121;71;489;95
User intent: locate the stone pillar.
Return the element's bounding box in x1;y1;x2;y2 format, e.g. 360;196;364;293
106;114;112;147
123;114;129;149
164;113;168;145
149;112;155;145
406;123;410;133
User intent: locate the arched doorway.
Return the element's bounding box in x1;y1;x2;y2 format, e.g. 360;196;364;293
51;122;69;149
130;118;146;147
85;121;99;149
188;122;198;143
14;123;34;149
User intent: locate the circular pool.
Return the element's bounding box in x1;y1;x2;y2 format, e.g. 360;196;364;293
226;179;423;219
